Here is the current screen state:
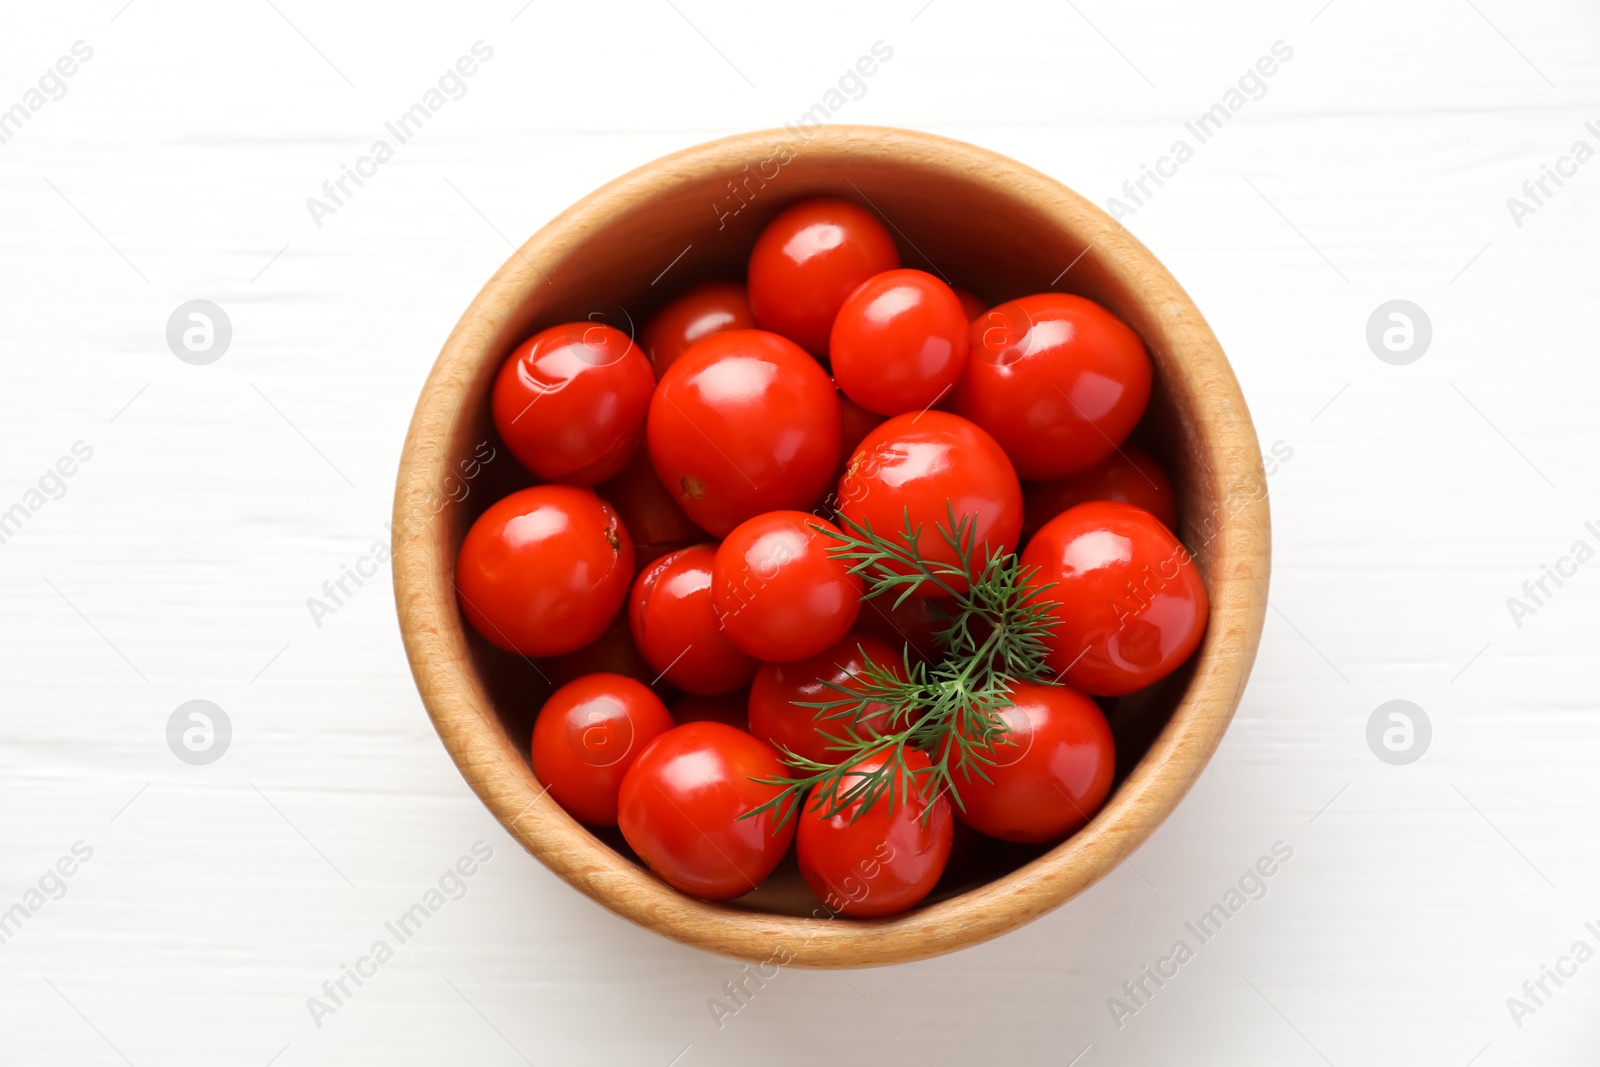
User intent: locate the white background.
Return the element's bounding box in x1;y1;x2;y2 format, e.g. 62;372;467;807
2;1;1597;1063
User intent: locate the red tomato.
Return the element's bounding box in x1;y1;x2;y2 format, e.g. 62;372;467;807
747;198;900;356
648;329;840;536
797;747;953;917
671;690;749;730
640;280;756;378
948;681;1114;843
1021;501;1208;696
541;615;660;695
456;486;633;657
617;722;797;899
854;593;948;664
836;391;885;466
955;293;1152;479
836;411;1022;596
1021;444;1177;543
630;545;758;696
597;446;702;563
491;322;655;485
531;673;674;825
830;269;970;416
711;511;862;662
952;287;987;321
748;631;904;765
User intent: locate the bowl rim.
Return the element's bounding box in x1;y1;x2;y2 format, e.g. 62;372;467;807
392;124;1270;968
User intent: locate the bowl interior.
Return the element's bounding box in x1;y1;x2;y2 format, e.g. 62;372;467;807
398;126;1266;963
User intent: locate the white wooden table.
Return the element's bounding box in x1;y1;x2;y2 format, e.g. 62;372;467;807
3;1;1597;1063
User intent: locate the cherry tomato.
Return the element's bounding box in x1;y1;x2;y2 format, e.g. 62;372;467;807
952;287;987;321
542;615;660;695
1021;501;1208;696
854;593;948;665
640;280;756;378
597;446;702;564
711;511;862;662
630;545;758;696
837;391;885;466
797;747;953;917
1021;444;1177;543
671;690;749;730
830;269;970;416
648;329;840;537
836;411;1022;596
618;722;796;899
456;486;633;657
491;322;655;485
947;681;1114;843
747;198;900;356
531;673;674;825
748;631;904;764
955;293;1152;479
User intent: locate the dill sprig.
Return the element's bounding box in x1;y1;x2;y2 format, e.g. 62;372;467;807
745;506;1060;829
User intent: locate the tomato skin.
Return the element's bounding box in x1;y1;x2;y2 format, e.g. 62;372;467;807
949;682;1114;843
597;446;702;563
747;198;900;356
830;269;970;416
797;748;953;917
531;673;674;825
456;486;633;657
629;546;758;696
952;287;987;322
854;593;948;665
711;512;862;662
491;322;655;485
618;722;797;899
955;293;1152;479
641;280;756;378
836;391;885;465
748;631;904;765
542;615;662;696
671;690;749;731
1021;445;1177;543
836;411;1023;596
648;330;841;537
1021;501;1208;696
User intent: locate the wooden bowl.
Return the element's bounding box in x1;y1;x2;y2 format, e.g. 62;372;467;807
392;125;1270;968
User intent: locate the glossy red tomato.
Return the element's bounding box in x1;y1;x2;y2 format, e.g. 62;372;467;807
711;511;862;662
491;322;655;484
630;545;758;696
531;673;674;825
797;747;953;917
748;631;904;765
747;198;900;356
955;293;1152;479
640;280;756;378
952;287;987;321
1021;501;1208;696
830;269;970;416
671;690;749;730
618;722;796;899
948;681;1114;843
597;446;702;564
648;329;840;536
1021;444;1177;543
836;411;1022;596
541;615;660;695
456;486;633;657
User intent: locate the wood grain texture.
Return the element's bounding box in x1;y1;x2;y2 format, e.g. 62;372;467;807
392;126;1270;967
